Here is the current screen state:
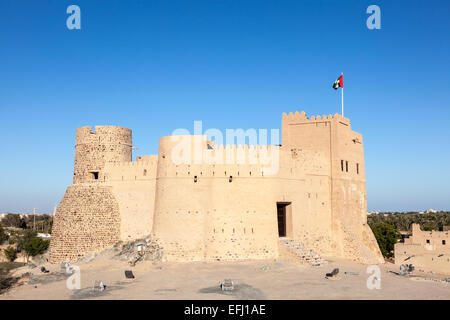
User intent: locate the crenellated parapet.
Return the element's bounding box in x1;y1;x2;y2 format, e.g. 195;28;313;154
282;111;350;125
103;157;158;182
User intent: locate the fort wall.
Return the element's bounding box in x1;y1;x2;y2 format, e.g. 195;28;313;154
152;136;282;261
49;184;120;263
103;157;158;241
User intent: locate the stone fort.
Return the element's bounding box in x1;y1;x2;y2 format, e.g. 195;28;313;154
49;111;384;264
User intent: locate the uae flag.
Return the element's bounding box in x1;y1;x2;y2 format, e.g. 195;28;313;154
333;74;343;90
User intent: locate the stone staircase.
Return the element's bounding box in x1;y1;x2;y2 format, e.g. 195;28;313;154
279;238;327;266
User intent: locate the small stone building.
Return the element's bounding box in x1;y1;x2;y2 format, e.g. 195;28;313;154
395;223;450;274
49;111;384;264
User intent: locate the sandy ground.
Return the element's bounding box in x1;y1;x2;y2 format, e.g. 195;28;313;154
1;254;450;300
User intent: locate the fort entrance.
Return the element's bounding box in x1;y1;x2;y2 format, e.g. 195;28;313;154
277;202;291;237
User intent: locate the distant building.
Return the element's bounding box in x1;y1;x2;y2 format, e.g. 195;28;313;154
395;223;450;274
425;209;437;214
37;233;51;240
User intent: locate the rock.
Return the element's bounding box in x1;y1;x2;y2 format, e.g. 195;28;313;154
326;268;339;278
125;270;135;279
114;235;163;266
400;264;414;276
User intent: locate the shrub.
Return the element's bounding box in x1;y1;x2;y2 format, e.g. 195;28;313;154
3;246;17;262
15;229;37;253
24;237;50;257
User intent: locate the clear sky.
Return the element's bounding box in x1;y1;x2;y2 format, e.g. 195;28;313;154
0;0;449;213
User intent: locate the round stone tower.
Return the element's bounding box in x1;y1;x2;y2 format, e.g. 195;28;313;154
73;126;132;183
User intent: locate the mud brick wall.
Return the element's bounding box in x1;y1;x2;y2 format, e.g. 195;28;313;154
49;184;120;263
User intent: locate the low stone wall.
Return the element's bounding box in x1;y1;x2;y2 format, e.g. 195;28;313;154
49;184;120;263
395;243;450;275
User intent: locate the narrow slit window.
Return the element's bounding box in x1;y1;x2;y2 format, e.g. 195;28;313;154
356;163;359;174
341;160;344;171
345;161;348;172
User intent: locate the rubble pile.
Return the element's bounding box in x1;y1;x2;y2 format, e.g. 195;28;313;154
113;236;163;266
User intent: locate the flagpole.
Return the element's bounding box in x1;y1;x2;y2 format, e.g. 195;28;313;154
341;72;344;116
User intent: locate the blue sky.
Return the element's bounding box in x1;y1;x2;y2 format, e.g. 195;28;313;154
0;0;449;213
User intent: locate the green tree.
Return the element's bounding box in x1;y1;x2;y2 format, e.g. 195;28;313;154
369;222;401;258
15;229;38;262
3;246;17;262
48;220;53;235
24;238;50;257
0;225;8;244
1;214;23;228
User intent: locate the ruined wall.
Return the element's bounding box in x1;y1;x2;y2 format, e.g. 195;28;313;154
49;184;120;263
395;224;450;274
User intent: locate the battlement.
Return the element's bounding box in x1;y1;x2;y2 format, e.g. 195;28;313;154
106;159;157;168
103;158;158;182
76;125;132;146
282;111;350;125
